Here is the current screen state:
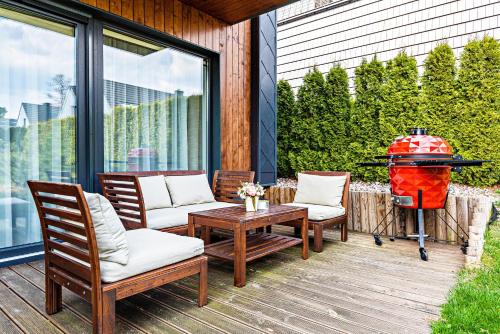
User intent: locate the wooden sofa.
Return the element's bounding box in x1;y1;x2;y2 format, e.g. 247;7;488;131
281;171;351;252
28;181;207;334
97;170;255;234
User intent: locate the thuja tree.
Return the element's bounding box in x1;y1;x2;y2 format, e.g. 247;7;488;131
277;80;295;177
348;56;387;181
288;67;331;172
379;51;419;146
454;36;500;186
324;64;351;169
419;43;457;147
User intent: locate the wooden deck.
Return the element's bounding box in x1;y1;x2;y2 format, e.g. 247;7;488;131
0;227;464;334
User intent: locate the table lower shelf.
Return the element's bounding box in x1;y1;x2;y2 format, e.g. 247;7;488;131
204;233;302;262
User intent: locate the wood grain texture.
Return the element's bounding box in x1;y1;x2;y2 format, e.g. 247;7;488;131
79;0;252;170
180;0;292;24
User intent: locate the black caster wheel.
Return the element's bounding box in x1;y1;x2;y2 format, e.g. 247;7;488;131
419;247;428;261
374;235;383;246
461;240;469;255
389;237;395;242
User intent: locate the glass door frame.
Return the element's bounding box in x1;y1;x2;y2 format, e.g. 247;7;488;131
0;0;222;265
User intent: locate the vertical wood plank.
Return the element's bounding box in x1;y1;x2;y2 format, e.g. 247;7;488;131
224;25;233;169
231;25;239;169
198;12;206;48
384;193;393;236
213;19;221;52
96;0;110;11
164;0;174;34
359;192;369;233
110;0;121;15
436;209;447;242
182;4;191;41
82;0;97;6
446;196;458;244
144;0;155;28
353;192;361;232
173;0;182;38
424;209;435;239
154;0;164;32
243;20;251;169
367;193;377;234
375;193;386;235
405;208;414;236
190;7;199;44
121;0;133;20
394;205;403;237
237;22;245;170
205;16;213;50
219;23;227;168
133;0;145;25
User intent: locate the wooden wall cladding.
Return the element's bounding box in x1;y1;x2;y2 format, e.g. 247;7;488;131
79;0;252;171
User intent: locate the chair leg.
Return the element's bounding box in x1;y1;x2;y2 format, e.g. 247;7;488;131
45;276;62;315
94;290;116;334
198;257;208;307
341;223;348;242
313;224;324;253
294;227;301;237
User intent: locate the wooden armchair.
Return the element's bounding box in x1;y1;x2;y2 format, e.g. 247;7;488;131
28;181;207;334
281;171;351;252
97;170;255;234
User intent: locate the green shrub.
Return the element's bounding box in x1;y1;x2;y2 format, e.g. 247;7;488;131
324;65;351;169
453;36;500;186
419;43;457;147
379;51;419;146
277;80;295;177
348;56;387;181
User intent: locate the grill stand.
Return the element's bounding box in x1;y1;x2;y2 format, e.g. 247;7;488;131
372;189;469;261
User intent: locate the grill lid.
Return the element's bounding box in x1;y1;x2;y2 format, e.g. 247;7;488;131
387;128;453;156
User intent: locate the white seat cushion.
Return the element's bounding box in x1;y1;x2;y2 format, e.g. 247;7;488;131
138;176;172;210
100;229;204;283
146;202;239;230
83;192;129;265
293;173;346;207
165;174;215;206
283;202;345;221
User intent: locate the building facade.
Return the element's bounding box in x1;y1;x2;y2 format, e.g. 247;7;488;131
277;0;500;90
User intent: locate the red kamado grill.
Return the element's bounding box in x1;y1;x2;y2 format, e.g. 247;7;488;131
361;128;489;260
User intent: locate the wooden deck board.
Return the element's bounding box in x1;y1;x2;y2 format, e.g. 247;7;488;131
2;231;463;334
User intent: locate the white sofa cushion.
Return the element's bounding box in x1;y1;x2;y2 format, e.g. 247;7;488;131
165;174;215;206
146;201;239;230
83;192;129;265
293;173;346;207
138;176;172;210
100;229;204;283
283;202;345;221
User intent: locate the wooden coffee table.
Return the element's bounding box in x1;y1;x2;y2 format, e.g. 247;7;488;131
188;205;309;287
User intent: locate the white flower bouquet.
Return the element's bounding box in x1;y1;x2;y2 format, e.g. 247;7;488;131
237;182;265;211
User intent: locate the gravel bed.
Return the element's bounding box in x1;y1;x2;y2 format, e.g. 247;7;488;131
276;178;499;200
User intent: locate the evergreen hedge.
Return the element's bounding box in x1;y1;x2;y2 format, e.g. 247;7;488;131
277;37;500;186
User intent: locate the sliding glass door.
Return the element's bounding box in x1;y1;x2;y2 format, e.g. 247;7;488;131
103;29;208;172
0;6;78;249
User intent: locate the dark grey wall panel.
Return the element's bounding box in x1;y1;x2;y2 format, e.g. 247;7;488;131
251;11;278;186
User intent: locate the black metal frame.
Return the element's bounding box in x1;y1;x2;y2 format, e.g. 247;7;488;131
0;0;222;264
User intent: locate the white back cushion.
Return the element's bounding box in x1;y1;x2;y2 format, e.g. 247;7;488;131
165;174;215;207
83;192;129;265
293;173;346;207
138;176;172;210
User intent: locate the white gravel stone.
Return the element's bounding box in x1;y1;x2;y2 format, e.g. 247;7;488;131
276;178;499;201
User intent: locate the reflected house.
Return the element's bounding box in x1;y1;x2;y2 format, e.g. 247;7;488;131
16;102;60;128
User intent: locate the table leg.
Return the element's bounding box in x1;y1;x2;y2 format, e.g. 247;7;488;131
234;225;247;287
201;226;211;245
188;215;195;237
301;215;309;260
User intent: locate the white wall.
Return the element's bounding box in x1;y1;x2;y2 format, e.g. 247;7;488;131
277;0;500;91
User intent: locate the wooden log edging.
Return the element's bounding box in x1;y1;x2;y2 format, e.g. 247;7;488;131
265;186;492;265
